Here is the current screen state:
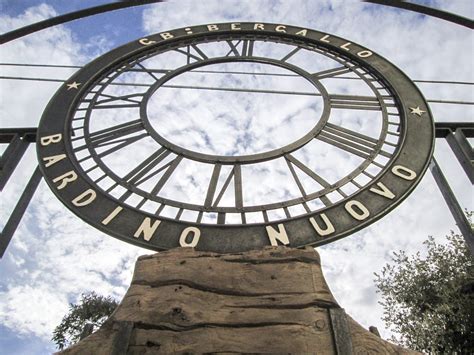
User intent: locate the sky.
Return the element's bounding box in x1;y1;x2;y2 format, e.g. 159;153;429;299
0;0;473;353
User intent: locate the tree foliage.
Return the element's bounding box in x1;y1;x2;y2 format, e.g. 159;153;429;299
374;212;474;354
52;291;118;350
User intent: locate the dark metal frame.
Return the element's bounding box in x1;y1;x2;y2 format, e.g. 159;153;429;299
359;1;474;255
0;168;42;258
33;23;435;253
329;308;354;354
0;0;165;45
363;0;474;29
73;33;396;217
0;130;35;190
431;123;474;254
435;123;474;184
1;128;40;257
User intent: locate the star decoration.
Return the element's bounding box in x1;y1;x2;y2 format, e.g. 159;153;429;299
67;81;81;90
409;106;426;117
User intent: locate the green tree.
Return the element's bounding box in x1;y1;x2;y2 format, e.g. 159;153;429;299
52;291;118;350
374;213;474;354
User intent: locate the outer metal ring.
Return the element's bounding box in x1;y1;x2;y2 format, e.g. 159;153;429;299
36;22;435;253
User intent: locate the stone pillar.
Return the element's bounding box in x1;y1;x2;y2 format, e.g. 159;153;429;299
59;247;418;354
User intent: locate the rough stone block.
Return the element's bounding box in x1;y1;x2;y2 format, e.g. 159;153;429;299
59;246;419;354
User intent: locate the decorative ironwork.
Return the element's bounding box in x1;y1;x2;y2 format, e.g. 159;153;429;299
4;122;471;257
430;122;474;254
364;0;474;29
430;158;474;253
435;124;474;183
35;23;434;252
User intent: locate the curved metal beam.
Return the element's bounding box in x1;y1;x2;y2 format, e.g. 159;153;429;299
364;0;474;29
0;0;165;45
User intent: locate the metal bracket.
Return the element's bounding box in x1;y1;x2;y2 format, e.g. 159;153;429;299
329;308;353;355
0;131;35;190
430;158;474;255
0;167;42;258
446;129;474;184
111;321;134;355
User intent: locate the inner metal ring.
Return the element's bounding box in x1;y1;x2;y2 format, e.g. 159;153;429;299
140;56;330;164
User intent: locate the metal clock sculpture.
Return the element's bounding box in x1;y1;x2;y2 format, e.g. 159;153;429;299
37;23;434;252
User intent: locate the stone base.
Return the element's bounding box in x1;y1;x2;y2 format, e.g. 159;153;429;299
59;247;418;354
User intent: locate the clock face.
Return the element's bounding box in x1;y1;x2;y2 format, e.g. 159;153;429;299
37;23;434;252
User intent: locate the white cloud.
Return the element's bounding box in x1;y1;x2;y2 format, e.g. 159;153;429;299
0;284;68;339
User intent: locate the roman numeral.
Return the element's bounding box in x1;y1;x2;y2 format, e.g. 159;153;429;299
133;62;164;81
91;92;145;109
316;123;391;159
225;40;254;57
329;94;381;111
122;147;183;194
311;66;353;80
175;44;209;64
284;154;332;206
204;164;243;209
73;119;147;157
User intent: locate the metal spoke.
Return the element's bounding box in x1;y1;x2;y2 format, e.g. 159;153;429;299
316;123;391;159
122;147;171;186
329;94;381;110
150;156;183;195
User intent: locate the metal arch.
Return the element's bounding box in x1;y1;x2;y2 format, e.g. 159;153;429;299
0;0;166;45
2;0;472;45
363;0;474;29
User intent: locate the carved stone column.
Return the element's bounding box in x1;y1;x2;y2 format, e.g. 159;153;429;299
59;247;418;354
